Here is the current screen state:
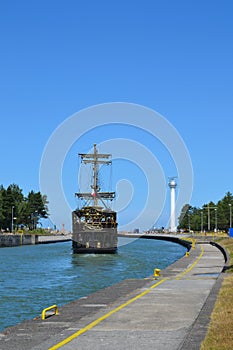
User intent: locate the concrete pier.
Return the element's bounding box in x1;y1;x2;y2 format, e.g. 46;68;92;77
0;240;227;350
0;234;71;247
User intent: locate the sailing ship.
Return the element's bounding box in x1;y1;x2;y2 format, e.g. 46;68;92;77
72;144;118;253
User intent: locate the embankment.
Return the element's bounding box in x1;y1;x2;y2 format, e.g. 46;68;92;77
117;232;192;250
0;234;71;247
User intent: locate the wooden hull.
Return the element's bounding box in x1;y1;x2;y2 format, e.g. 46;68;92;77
72;211;118;254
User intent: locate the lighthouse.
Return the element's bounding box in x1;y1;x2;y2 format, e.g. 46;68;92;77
169;178;177;232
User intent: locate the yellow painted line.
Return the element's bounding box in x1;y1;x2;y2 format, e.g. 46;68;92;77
49;245;205;349
49;278;167;350
175;244;204;280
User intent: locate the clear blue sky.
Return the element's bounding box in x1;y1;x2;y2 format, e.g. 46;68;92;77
0;0;232;231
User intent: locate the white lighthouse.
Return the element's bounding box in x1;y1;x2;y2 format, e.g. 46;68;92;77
169;177;177;232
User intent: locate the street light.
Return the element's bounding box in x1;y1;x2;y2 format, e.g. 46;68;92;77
229;204;232;228
214;208;217;232
31;210;38;230
207;206;210;231
11;206;14;233
202;205;217;231
201;211;203;233
188;213;191;232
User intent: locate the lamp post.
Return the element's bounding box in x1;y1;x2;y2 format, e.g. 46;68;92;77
202;205;217;231
201;211;203;233
11;206;14;233
188;213;191;232
214;208;217;232
207;206;210;231
229;204;232;228
34;210;38;230
31;210;38;230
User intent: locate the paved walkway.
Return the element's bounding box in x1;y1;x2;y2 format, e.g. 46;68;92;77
0;242;226;350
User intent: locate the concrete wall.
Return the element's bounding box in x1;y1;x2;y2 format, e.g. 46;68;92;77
0;234;71;247
0;234;36;247
36;234;71;244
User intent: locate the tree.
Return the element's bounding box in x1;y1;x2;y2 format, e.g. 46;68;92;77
1;184;24;231
216;192;233;231
26;191;48;229
178;204;191;230
178;192;233;232
0;187;5;227
0;184;49;231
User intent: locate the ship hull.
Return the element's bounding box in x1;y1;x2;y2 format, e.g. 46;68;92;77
72;211;118;254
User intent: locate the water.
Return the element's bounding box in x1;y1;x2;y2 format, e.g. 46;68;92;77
0;237;186;331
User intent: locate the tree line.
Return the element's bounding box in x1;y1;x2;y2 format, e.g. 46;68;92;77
178;191;233;232
0;183;49;232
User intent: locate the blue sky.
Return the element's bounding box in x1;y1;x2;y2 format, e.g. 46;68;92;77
0;1;232;231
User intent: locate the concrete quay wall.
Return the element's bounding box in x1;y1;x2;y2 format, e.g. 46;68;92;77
117;232;192;250
36;234;71;244
0;234;36;247
0;234;71;247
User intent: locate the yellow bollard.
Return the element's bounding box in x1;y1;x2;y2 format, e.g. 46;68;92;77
185;251;190;257
154;268;161;278
41;305;59;320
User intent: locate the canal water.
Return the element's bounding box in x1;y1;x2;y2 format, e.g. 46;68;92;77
0;237;186;331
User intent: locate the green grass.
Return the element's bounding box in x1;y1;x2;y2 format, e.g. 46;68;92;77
201;237;233;350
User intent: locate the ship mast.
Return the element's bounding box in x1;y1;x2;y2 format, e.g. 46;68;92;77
75;144;115;208
93;144;99;207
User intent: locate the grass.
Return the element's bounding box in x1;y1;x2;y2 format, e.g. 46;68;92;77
201;237;233;350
